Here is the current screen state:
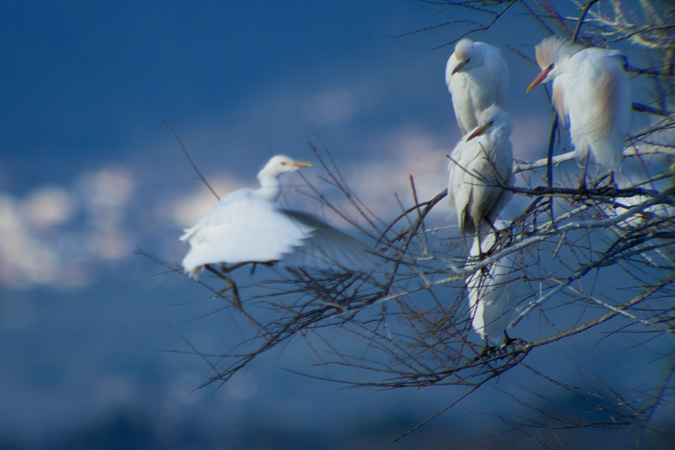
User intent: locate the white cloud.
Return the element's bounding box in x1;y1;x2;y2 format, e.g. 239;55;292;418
76;166;134;230
0;46;561;291
169;178;245;228
303;87;358;125
342;124;450;219
20;186;75;229
0;165;141;289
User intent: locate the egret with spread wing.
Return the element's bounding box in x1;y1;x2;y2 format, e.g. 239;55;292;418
448;105;514;244
526;36;631;179
446;38;509;135
180;155;375;279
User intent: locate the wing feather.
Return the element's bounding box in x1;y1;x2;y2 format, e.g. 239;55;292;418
279;209;379;272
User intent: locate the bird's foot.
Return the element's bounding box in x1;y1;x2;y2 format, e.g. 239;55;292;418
206;265;243;311
499;331;525;352
473;342;501;361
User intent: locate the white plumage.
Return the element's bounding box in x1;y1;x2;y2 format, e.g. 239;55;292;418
180;155;375;279
446;38;510;135
448;105;514;238
466;225;518;345
527;36;631;170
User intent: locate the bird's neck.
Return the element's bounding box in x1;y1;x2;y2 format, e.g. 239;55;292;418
257;173;282;203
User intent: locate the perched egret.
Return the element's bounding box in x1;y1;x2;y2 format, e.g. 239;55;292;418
446;38;510;135
526;36;631;174
448;105;514;242
180;155;375;279
466;225;519;349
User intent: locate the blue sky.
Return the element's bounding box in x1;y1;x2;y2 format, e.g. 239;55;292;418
3;1;448;187
3;1;637;448
1;0;551;189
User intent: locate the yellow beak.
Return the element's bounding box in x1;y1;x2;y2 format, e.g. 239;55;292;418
282;161;312;168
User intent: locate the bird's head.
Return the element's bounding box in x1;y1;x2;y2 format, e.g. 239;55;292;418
451;38;479;75
526;36;576;93
259;155;312;179
467;105;511;141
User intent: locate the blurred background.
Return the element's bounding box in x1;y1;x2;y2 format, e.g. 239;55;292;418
3;1;666;449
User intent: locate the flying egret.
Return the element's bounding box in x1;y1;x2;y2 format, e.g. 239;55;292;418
447;104;514;245
446;38;510;135
180;155;376;280
526;36;631;178
465;224;520;351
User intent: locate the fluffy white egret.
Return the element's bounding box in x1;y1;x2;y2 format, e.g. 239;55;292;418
526;36;631;173
448;105;514;242
446;38;510;135
180;155;376;279
465;224;519;349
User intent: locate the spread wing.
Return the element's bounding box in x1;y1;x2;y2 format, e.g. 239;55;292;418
279;209;380;272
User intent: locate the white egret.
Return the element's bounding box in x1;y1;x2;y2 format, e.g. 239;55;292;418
446;38;510;135
465;224;519;350
447;105;514;243
180;155;375;279
526;36;631;175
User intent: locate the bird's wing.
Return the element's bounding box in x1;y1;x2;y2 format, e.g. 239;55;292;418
585;51;630;168
450;135;512;235
475;137;513;227
565;50;629;169
448;139;479;233
278;209;380;272
180;190;315;277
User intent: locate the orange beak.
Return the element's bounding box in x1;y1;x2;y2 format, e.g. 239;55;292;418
466;121;493;141
526;64;553;94
451;59;469;75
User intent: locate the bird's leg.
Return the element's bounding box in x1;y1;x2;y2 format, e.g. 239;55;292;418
219;261;251;273
500;330;524;350
607;169;617;189
578;151;590;191
474;223;485;257
205;265;243;311
476;230;483;257
249;261;277;276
